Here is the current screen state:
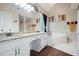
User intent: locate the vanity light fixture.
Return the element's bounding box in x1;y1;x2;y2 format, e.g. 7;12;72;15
27;8;32;12
26;4;32;9
20;3;26;8
14;3;34;12
24;6;28;10
14;3;20;5
31;7;34;11
24;4;34;11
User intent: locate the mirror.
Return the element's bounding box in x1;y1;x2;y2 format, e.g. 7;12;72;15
0;3;38;33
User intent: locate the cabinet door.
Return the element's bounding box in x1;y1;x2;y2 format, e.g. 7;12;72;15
18;44;30;56
13;38;31;56
31;34;47;52
44;34;47;46
0;41;16;56
0;37;31;56
31;39;41;52
0;48;15;56
40;34;47;49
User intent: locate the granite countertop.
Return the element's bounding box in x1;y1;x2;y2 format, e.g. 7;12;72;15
0;32;46;42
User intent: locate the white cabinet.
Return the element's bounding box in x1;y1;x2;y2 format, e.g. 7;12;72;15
12;38;30;56
0;33;47;56
0;37;30;56
14;38;30;56
0;41;16;56
31;33;47;52
31;39;41;52
17;44;30;56
40;34;47;49
0;48;15;56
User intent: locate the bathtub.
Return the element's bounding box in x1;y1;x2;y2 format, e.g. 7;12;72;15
50;32;67;45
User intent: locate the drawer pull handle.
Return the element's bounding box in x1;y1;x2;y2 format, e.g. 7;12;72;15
15;49;17;56
18;49;20;54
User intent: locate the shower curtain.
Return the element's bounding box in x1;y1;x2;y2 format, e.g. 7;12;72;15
39;13;45;32
43;14;47;32
37;13;47;32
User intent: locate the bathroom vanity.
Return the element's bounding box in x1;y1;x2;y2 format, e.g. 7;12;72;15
0;32;47;56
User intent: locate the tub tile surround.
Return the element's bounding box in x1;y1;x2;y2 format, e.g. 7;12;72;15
66;32;77;43
50;32;78;56
47;31;78;56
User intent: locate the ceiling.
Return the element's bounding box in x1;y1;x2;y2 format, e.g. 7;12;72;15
38;3;56;12
17;3;76;19
18;3;54;18
15;3;73;18
0;3;72;20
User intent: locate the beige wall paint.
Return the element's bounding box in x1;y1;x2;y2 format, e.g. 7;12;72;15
0;3;19;19
48;3;77;21
49;3;71;16
38;3;56;12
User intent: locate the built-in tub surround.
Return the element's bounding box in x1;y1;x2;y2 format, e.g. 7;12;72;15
53;41;79;56
66;32;77;43
48;31;67;46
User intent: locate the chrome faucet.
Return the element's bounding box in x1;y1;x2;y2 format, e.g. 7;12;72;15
6;33;13;36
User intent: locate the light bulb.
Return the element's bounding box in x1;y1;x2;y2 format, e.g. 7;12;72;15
14;3;20;5
24;6;28;10
20;3;26;8
26;4;31;9
31;7;34;11
27;8;32;12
